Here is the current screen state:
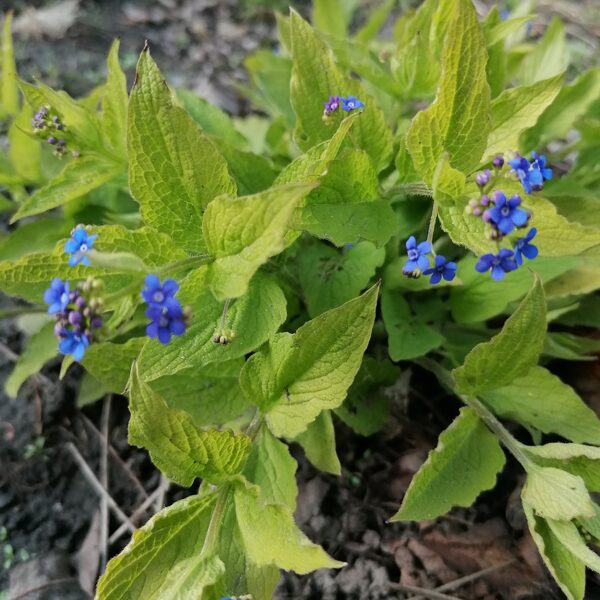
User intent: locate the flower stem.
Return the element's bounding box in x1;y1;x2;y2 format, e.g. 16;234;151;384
427;202;439;256
157;255;212;277
459;394;533;469
201;486;230;556
219;298;231;334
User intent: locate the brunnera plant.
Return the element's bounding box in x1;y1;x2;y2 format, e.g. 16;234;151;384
1;0;600;598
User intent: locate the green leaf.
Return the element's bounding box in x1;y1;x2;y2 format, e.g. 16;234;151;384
484;74;562;160
390;407;505;522
546;518;600;574
522;465;594;521
128;47;236;252
298;241;385;317
483;367;600;445
234;483;344;573
80;338;146;394
486;15;534;46
203;183;314;300
128;362;252;487
9;105;42;183
544;331;600;362
244;424;298;509
295;411;341;475
97;494;217;600
297;149;396;247
289;9;392;173
450;256;574;323
1;12;18;117
0;218;71;261
151;360;250;428
431;154;466;207
5;321;56;398
523;503;585;600
77;372;109;407
11;154;124;222
405;0;491;183
102;39;128;156
313;0;348;40
138;270;287;381
176;89;247;147
522;67;600;150
382;290;444;361
518;17;566;86
240;284;379;438
453;274;546;396
335;357;398;437
522;443;600;492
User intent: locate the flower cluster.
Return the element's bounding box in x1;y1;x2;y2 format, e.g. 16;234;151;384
509;152;553;194
323;95;365;120
44;277;104;361
402;236;457;285
64;225;97;266
141;275;188;345
31;105;69;156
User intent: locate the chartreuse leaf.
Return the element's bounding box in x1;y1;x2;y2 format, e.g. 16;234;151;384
0;225;186;303
382;289;444;361
240;285;379;438
80;338;146;394
289;9;392;173
431;154;466;208
138;270;287;381
313;0;348;40
128;46;236;252
450;255;575;323
482;367;600;445
522;443;600;492
295;411;341;475
335;357;399;437
1;11;18;117
102;39;128;156
453;274;546;396
522;466;594;521
522;67;600;150
151;360;250;428
546;519;600;574
96;493;218;600
523;503;585;600
518;16;566;86
11;154;124;222
298;241;384;317
203;183;315;300
297;149;396;247
484;74;562;160
243;424;298;509
9;105;42;183
128;362;252;487
390;407;505;522
234;482;344;573
405;0;491;183
5;321;56;398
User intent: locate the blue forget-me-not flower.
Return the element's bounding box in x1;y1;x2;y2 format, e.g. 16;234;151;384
423;255;457;285
475;249;518;281
65;226;97;267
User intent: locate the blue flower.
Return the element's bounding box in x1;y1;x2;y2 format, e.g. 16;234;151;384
65;226;97;267
341;96;365;111
146;299;187;344
514;227;538;266
324;95;341;115
509;152;552;194
43;278;70;314
142;274;179;307
475;249;518;281
423;255;457;285
58;329;90;361
403;236;431;275
487;191;529;235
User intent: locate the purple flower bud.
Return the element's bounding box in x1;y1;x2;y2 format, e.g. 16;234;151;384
68;311;82;326
91;316;103;329
492;156;504;169
58;139;66;146
54;322;65;338
76;296;86;310
476;169;491;187
48;136;57;145
472;207;482;217
480;194;490;207
482;209;492;223
69;290;79;302
83;307;92;318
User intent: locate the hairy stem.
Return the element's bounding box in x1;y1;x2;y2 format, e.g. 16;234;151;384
386;182;433;198
427;202;439;255
201;486;230;556
219;298;231;334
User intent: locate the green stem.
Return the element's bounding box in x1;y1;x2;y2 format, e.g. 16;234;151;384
201;486;231;556
245;410;265;442
459;394;533;469
157;255;211;277
386;182;433;198
427;202;439;256
219;299;231;334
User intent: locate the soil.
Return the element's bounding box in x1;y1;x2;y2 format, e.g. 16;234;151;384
1;1;600;599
